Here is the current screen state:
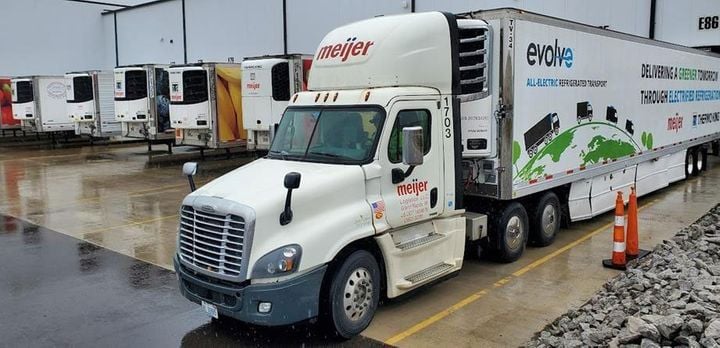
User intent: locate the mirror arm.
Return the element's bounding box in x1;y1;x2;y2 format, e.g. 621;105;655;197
187;175;196;192
392;165;416;184
279;189;294;225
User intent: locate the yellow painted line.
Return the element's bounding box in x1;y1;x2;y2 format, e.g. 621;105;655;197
81;214;179;235
384;289;490;346
384;198;660;345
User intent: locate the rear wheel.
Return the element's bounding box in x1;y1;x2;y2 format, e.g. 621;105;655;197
530;192;560;247
696;147;708;174
491;202;529;263
686;149;697;177
326;250;380;339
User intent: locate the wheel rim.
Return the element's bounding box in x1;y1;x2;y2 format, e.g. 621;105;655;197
342;267;373;322
697;155;704;171
541;204;557;237
687;157;694;174
506;216;524;250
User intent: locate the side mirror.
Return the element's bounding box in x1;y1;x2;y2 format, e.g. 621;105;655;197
402;126;424;166
284;172;301;189
183;162;198;192
280;172;301;225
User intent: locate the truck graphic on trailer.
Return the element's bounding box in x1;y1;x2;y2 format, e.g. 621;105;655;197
524;112;560;157
577;101;593;123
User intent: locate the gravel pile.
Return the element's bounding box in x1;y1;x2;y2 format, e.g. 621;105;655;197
526;205;720;348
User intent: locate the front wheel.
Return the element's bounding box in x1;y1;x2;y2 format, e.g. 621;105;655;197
327;250;380;339
491;202;529;263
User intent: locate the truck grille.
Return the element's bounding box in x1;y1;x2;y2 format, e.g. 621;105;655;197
179;205;245;277
457;26;487;96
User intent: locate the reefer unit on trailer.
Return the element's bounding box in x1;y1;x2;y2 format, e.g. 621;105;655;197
114;65;172;140
65;71;120;137
174;9;720;338
10;76;72;133
0;78;21;130
241;55;312;150
169;63;245;149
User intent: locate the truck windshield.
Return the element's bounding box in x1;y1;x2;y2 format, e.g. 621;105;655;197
268;106;385;164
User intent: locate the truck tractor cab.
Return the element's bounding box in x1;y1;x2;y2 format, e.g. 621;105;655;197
175;11;493;338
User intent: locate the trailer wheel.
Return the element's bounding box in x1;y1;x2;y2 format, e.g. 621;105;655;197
685;149;697;177
696;147;708;174
530;192;560;247
326;250;380;339
492;202;529;263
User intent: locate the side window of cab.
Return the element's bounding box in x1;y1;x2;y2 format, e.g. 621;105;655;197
388;110;431;163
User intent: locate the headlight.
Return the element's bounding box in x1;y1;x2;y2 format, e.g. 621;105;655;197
251;244;302;279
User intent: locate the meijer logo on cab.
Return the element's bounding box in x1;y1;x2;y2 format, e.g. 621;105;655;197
316;37;374;62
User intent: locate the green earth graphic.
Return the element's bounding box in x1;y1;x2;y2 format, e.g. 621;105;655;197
515;122;644;182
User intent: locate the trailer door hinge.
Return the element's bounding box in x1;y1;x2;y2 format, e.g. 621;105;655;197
494;103;507;120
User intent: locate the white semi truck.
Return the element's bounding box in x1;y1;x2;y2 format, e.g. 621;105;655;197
65;70;120;138
114;65;173;145
241;54;312;150
174;9;720;337
10;76;73;133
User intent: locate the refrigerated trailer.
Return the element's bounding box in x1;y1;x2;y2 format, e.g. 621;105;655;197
174;9;720;337
114;65;173;144
10;76;73;133
66;70;120;138
241;55;312;150
169;63;245;149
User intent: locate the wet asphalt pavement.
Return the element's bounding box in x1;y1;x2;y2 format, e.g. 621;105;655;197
0;215;384;347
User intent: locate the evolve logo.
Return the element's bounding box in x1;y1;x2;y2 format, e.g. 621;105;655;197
526;39;574;68
316;37;374;62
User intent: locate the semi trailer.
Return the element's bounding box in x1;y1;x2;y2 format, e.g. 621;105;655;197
174;9;720;338
10;76;73;133
241;54;312;150
169;62;245;149
65;70;120;138
114;65;173;144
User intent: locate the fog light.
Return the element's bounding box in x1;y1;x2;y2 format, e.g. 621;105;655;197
258;302;272;313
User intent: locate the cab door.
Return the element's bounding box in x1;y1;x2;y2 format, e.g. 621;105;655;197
379;99;444;229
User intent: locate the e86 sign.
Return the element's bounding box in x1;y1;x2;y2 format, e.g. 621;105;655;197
698;15;719;30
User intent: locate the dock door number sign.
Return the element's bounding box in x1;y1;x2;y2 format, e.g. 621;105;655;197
698;16;719;30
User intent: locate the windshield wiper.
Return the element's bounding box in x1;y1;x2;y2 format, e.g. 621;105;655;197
307;151;342;158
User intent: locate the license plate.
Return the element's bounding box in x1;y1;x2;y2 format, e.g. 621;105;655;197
201;301;219;319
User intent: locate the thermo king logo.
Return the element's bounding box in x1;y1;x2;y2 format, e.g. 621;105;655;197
316;37;374;62
526;39;574;68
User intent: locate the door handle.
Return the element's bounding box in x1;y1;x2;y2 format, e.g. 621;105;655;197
430;188;438;208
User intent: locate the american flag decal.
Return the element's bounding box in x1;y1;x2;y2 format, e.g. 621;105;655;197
372;201;385;219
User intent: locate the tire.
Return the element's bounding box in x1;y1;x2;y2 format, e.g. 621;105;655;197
491;202;529;263
696;147;708;174
685;149;697;177
326;250;380;339
530;192;560;247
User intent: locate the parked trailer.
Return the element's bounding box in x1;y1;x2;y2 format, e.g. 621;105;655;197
169;63;245;149
11;76;73;133
0;78;21;132
65;71;120;138
114;64;173;143
241;54;312;151
174;9;720;338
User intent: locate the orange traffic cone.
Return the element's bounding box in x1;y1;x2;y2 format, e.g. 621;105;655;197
603;191;627;270
626;186;650;261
